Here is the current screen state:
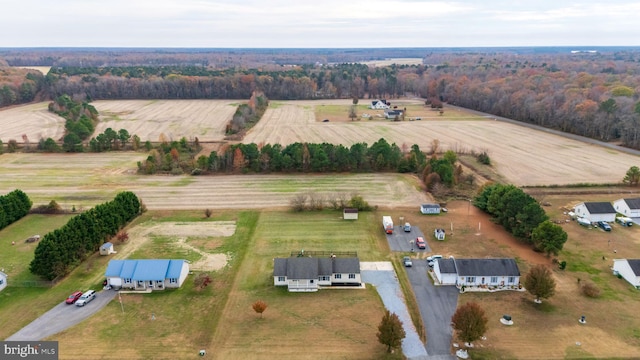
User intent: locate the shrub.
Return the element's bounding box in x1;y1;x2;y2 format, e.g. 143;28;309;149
477;151;491;165
559;261;567;270
581;282;601;298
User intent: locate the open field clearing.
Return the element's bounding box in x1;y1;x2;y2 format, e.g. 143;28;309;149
245;99;640;186
424;200;640;359
93;99;239;142
14;66;52;74
208;211;392;359
359;58;423;66
0;102;66;142
0;153;430;210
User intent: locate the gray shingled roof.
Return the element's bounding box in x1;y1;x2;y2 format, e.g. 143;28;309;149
628;259;640;276
273;258;288;277
623;198;640;210
333;258;360;273
584;202;616;214
438;258;457;273
273;257;360;279
455;258;520;277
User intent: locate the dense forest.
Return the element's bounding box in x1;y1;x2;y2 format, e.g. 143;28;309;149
2;48;640;148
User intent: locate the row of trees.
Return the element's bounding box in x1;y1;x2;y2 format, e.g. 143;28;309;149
29;191;142;280
0;189;32;231
138;139;429;175
474;184;568;256
226;91;269;138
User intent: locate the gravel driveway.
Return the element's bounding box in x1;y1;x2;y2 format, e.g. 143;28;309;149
361;262;428;359
6;289;118;341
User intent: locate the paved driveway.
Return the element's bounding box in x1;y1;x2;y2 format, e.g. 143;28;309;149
406;260;459;357
6;289;118;341
386;226;431;252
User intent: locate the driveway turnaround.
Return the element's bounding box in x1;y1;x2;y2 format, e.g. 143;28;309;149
407;260;459;357
6;289;118;341
361;262;428;359
386;226;431;252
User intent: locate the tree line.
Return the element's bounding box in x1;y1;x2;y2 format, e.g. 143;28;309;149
5;50;640;149
29;191;142;280
139;138;433;176
226;91;269;139
474;184;568;256
0;189;32;231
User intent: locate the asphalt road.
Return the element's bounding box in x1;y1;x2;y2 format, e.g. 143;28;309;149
6;289;118;341
406;260;459;356
386;225;431;252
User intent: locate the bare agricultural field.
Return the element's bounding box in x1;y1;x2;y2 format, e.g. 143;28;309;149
359;58;423;66
14;66;52;74
92;99;239;142
245;99;640;186
0;102;65;142
0;152;430;210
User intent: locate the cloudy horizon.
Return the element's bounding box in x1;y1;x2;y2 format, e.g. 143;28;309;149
2;0;639;48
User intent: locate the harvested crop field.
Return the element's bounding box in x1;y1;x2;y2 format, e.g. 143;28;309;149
245;99;640;186
0;153;430;210
0;102;66;142
92;99;240;142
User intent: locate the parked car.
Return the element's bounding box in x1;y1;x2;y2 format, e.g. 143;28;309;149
597;221;612;231
416;237;426;249
403;256;413;267
75;290;96;307
427;254;443;267
65;291;83;304
403;222;412;232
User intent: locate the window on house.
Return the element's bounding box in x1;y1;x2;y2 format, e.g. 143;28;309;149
508;277;515;283
491;277;498;283
335;274;342;279
319;276;329;281
0;279;3;285
278;276;285;282
124;278;131;284
349;274;356;279
169;278;177;284
481;277;485;284
466;277;475;283
310;279;314;283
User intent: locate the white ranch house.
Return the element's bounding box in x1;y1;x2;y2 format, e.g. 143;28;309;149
433;258;521;290
573;202;616;223
612;259;640;289
369;100;390;109
105;259;189;291
273;256;361;292
0;271;7;292
613;198;640;218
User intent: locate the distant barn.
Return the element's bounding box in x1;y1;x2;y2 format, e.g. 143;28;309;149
343;208;358;220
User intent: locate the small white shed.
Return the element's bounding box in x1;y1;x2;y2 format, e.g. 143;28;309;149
0;271;7;292
100;242;116;256
343;208;358;220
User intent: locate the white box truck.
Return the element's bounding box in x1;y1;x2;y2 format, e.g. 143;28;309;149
616;217;634;227
383;216;394;234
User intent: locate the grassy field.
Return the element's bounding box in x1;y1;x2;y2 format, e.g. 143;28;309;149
208;210;398;359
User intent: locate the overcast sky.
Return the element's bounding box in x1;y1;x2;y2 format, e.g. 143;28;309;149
2;0;639;48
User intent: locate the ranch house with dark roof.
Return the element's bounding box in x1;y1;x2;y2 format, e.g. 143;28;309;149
574;202;616;222
273;256;361;292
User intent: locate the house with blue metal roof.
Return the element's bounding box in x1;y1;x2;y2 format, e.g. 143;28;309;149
105;259;189;291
